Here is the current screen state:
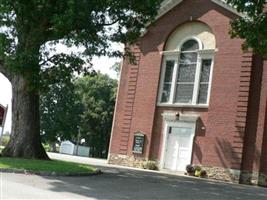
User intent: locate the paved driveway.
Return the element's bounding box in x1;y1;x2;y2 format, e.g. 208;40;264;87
2;166;267;200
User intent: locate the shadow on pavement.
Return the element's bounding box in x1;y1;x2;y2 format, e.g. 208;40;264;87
41;167;267;200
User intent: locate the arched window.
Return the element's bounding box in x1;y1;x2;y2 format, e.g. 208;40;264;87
176;39;200;103
159;37;214;106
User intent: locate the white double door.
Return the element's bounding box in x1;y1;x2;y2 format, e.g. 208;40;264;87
164;123;195;172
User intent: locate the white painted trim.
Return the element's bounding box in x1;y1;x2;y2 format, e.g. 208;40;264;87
160;120;169;169
160;50;181;55
192;54;202;104
162;112;179;121
160;49;218;56
157;0;243;21
162;112;200;122
158;58;167;103
198;54;215;106
158;39;215;107
211;0;246;17
170;56;179;104
158;55;179;104
159;118;197;171
157;103;208;108
177;36;203;51
157;0;183;20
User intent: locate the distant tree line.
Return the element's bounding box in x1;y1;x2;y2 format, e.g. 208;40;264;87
40;72;117;158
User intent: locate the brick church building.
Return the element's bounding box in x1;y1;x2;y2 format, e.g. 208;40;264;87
108;0;267;186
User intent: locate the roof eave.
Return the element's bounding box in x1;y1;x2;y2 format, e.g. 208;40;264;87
156;0;245;21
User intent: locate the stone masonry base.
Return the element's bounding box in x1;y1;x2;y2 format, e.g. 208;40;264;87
201;166;240;183
108;153;148;168
258;173;267;186
108;153;267;186
240;171;267;186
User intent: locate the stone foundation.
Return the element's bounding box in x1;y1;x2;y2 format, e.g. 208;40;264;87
239;170;259;185
239;171;267;186
108;154;267;186
201;166;240;183
258;173;267;187
108;154;148;168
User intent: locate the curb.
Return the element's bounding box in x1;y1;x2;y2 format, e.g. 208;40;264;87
0;168;102;177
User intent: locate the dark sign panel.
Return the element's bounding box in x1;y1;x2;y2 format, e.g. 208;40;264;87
132;132;145;154
0;106;4;126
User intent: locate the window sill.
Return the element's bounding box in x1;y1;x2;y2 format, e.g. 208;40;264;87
157;103;209;108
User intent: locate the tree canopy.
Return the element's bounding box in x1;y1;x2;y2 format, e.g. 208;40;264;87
0;0;162;85
40;75;82;144
227;0;267;58
75;73;117;158
40;72;117;158
0;0;162;159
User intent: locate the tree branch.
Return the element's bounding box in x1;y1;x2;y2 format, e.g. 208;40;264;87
0;60;12;81
99;18;120;26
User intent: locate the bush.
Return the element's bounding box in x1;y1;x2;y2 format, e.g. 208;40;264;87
185;165;208;178
42;142;60;152
142;160;158;170
1;135;10;147
200;170;207;178
194;166;202;177
186;164;195;174
42;143;50;152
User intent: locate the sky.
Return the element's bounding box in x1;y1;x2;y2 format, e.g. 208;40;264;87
0;53;122;134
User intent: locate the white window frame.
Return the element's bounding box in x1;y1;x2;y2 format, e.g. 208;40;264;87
158;37;215;108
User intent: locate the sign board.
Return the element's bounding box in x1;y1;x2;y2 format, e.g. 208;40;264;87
0;105;6;127
132;132;145;154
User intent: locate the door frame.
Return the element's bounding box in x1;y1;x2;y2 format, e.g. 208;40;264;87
159;120;196;171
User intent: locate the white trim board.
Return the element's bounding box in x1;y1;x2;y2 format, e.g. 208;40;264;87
157;0;244;20
159;119;196;171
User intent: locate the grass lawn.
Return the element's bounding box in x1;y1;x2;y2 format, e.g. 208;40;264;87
0;157;96;173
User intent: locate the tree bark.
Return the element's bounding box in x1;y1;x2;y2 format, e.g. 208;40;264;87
2;74;49;159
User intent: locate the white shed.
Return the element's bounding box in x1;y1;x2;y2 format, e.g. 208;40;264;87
59;141;75;155
59;140;90;157
74;145;90;157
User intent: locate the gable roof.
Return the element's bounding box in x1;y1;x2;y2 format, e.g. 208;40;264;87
157;0;244;20
0;103;6;110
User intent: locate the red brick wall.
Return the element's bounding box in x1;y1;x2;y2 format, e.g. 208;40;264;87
260;61;267;174
240;56;264;173
109;0;258;171
258;60;267;174
109;44;142;155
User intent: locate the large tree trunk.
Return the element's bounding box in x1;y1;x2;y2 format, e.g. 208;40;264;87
2;74;49;159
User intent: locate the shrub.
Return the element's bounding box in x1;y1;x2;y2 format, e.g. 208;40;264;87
200;170;207;178
1;135;10;147
194;166;202;177
185;165;208;178
142;160;158;170
186;164;195;174
42;143;50;152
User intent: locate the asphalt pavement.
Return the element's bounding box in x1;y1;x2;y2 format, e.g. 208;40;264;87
1;153;267;199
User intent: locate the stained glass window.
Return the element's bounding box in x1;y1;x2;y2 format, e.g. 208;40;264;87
159;38;213;106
